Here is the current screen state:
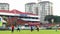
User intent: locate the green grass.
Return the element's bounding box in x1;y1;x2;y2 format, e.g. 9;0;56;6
0;30;60;34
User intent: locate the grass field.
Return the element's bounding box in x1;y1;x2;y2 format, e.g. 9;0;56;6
0;30;60;34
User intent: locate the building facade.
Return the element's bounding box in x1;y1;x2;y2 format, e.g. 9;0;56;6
25;2;38;15
0;9;40;27
38;1;53;23
0;3;9;10
25;1;53;23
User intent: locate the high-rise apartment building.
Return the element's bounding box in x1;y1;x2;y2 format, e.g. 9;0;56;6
0;3;9;10
38;1;53;23
25;2;38;15
25;1;53;23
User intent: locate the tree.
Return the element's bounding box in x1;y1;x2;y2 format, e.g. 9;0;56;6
44;15;54;23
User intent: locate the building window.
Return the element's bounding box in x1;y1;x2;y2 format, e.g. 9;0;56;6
19;16;38;19
1;7;5;10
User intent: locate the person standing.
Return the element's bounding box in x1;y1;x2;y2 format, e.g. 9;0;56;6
30;26;34;32
11;25;14;33
55;24;59;32
36;25;39;31
17;25;20;32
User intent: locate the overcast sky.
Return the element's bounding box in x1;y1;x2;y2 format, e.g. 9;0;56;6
0;0;60;16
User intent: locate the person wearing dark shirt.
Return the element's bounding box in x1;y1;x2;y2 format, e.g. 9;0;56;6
36;25;39;31
31;26;33;32
17;25;20;32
